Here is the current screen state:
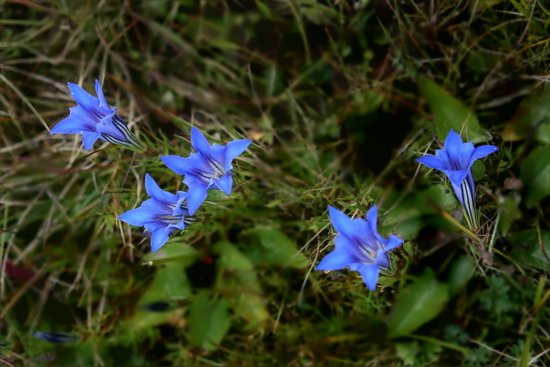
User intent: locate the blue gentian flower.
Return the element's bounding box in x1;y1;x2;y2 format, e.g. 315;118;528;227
317;205;403;291
32;331;77;344
118;174;193;252
416;129;498;228
161;127;251;215
50;80;142;151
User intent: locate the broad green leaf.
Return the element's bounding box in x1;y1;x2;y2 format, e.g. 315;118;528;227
214;241;255;272
448;256;475;295
213;242;269;327
509;230;550;272
537;122;550;144
502;85;550;142
255;0;272;17
520;146;550;207
388;269;450;337
418;76;489;143
239;226;309;268
129;263;190;331
143;243;199;266
497;194;521;235
395;342;420;366
187;292;231;350
138;263;192;305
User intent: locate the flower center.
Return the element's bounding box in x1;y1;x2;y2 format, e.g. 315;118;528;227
207;157;225;179
445;151;465;171
357;239;380;263
195;156;225;183
158;202;193;226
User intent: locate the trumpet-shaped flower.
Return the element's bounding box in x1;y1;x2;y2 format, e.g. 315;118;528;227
33;331;77;344
50;80;141;151
118;174;193;252
416;130;498;228
317;205;403;291
161;127;251;215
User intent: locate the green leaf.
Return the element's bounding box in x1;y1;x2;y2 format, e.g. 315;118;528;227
388;269;450;338
395;342;420;366
418;76;490;143
129;263;191;331
187;292;231;350
509;230;550;272
255;0;272;17
520;146;550;207
139;263;192;305
214;241;255;272
497;194;521;235
239;226;309;268
502;84;550;142
143;243;200;266
213;242;269;327
448;256;475;295
537;122;550;144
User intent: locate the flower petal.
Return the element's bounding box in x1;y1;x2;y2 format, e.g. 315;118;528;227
150;228;170;252
67;82;98;111
225;139;251;162
383;234;403;252
316;248;355;271
82;131;100;151
328;206;357;239
187;185;208;215
375;252;390;268
215;174;233;195
471;144;498;162
143;221;165;234
50;115;88;135
443;169;469;188
96;115;121;140
118;204;157;226
332;234;364;261
365;204;381;239
209;145;228;168
443;129;463;151
144;174;176;204
95;80;109;109
416;155;446;170
174;191;189;213
191;127;211;155
457;142;475;168
161;155;194;175
357;264;380;291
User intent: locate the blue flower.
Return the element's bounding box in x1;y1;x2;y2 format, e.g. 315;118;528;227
118;174;193;252
50;80;142;151
32;331;77;344
416;129;498;228
161;127;251;215
317;205;403;291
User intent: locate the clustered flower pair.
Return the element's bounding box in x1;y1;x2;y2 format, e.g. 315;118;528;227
51;80;498;291
316;130;498;290
51;80;251;252
118;128;250;251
